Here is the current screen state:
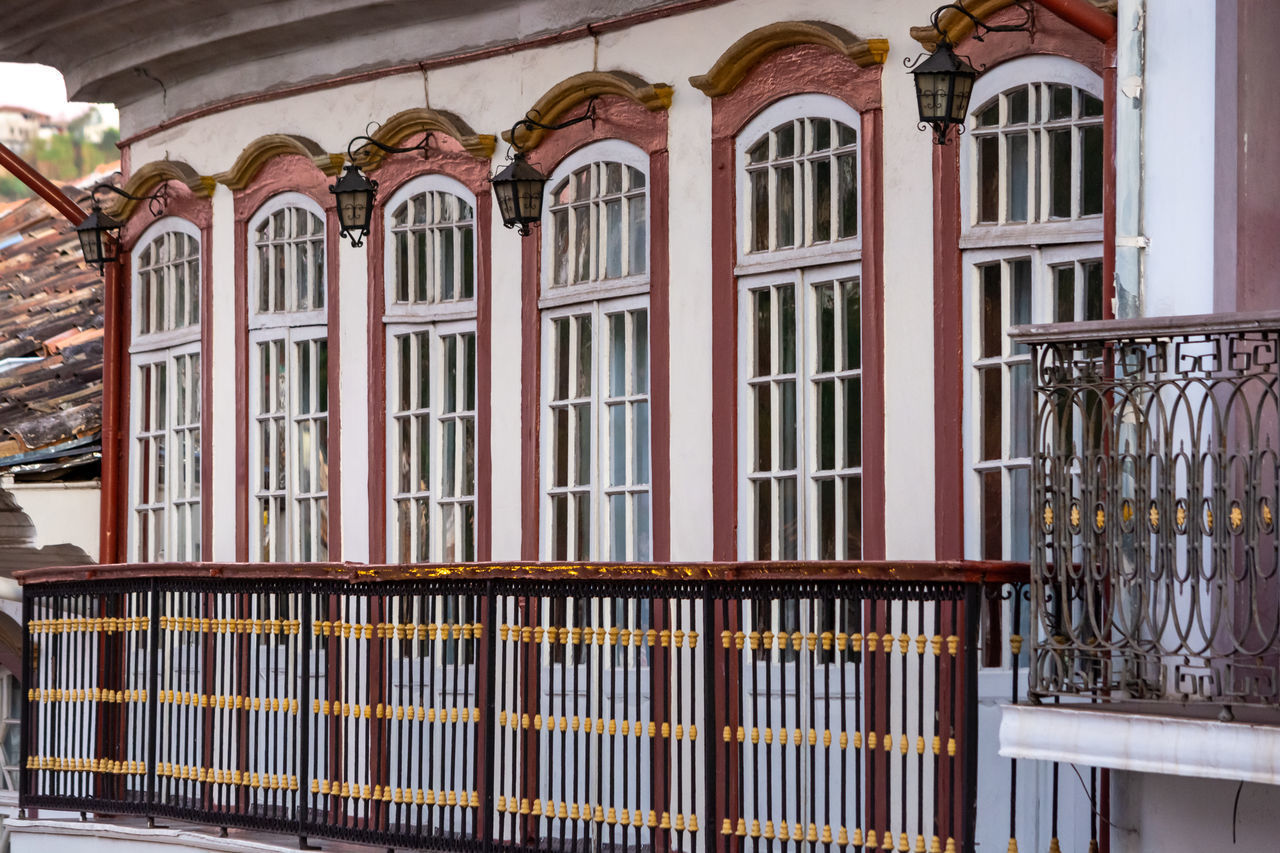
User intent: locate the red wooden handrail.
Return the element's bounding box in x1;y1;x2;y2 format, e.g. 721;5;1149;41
15;558;1031;586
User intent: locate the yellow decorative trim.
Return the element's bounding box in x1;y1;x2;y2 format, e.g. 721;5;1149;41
501;71;674;151
690;21;889;97
360;108;496;167
213;133;342;189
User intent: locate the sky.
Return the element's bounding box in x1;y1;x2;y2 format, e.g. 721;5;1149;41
0;62;117;124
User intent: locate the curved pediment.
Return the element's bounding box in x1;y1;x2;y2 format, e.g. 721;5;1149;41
501;71;674;151
214;134;344;190
690;21;889;98
105;159;214;218
359;108;496;169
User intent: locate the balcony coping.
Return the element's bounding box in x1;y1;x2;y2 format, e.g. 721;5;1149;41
999;703;1280;786
1009;307;1280;345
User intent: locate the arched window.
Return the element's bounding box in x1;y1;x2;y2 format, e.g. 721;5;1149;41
540;140;651;561
129;219;202;561
736;95;863;561
383;175;478;562
247;193;328;562
961;57;1105;563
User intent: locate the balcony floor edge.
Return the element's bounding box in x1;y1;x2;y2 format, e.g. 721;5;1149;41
999;703;1280;786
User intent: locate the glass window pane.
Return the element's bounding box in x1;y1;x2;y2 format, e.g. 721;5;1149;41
1080;124;1103;216
818;478;836;560
816;282;835;373
633;400;650;484
817;380;835;471
1010;259;1031;353
575;404;591;486
981;470;1003;560
1084;260;1104;321
753;289;771;377
633;311;648;395
981;367;1002;461
754;385;771;473
779;285;796;374
813;158;831;243
837;153;858;239
1081;93;1103;117
844;280;861;371
779;477;797;559
978;135;999;223
1008;87;1029;124
843;377;861;468
754;479;772;559
1050;84;1073;120
981;264;1002;359
780;381;796;471
1010;363;1031;459
605;199;622;279
1049;129;1071;218
609;403;626;487
1054;266;1075;323
775;164;795;248
750;170;769;253
976;102;999;127
1007;133;1029;222
844;476;862;559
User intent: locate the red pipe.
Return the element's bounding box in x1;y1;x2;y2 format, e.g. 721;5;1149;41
0;142;86;224
1036;0;1117;42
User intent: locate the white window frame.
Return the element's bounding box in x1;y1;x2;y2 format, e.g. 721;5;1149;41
959;56;1105;249
539;140;651;309
247;193;329;563
385;319;478;563
539;294;652;562
381;175;479;563
735;94;863;276
382;174;477;324
735;261;862;561
127;217;203;563
538;141;652;561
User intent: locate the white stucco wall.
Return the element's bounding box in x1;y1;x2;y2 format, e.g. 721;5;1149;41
2;481;99;561
1141;0;1217;318
1110;771;1280;853
125;0;944;563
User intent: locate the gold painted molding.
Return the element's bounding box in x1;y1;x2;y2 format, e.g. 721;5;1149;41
213;134;343;190
909;0;1115;50
361;108;496;168
689;21;890;98
105;159;214;218
501;71;674;151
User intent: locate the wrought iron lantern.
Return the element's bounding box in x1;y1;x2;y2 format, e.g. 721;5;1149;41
331;130;432;247
74;182;167;272
491;99;596;236
907;1;1034;145
910;42;978;144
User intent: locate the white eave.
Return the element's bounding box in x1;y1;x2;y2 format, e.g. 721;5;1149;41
1000;703;1280;786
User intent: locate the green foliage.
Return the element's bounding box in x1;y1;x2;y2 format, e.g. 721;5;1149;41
0;123;120;201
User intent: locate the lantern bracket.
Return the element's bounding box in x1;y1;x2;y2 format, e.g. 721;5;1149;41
507;97;598;154
345;125;434;168
87;181;169;219
924;0;1034;46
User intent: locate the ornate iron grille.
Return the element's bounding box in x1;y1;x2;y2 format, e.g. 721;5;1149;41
1018;313;1280;708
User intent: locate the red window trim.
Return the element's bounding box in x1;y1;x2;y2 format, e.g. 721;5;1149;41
113;187;215;563
930;4;1114;560
232;155;343;562
517;95;671;561
707;43;887;562
363;137;495;562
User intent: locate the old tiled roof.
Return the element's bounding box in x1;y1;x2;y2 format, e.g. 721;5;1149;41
0;188;102;478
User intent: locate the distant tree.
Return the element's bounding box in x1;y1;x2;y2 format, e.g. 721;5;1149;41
0;172;32;201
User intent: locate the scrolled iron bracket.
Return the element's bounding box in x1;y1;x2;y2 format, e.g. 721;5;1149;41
346;124;433;168
88;181;169;218
507;97;598;154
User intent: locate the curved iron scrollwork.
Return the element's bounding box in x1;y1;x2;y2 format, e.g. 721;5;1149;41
1023;320;1280;709
89;181;169;218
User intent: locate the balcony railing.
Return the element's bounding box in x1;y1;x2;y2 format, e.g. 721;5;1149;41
1014;311;1280;711
17;560;1027;853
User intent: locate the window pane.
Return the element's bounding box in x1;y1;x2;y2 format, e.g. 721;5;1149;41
633;400;650;484
844;376;861;468
750;170;769;252
1010;363;1031;458
816;380;835;471
978;135;999;223
1080;124;1103;216
753;289;771;377
1007;133;1028;222
775;164;795;248
633;311;648;394
780;380;796;471
981;264;1002;359
981;367;1002;461
816;283;835;373
1050;84;1073;120
609;404;626;487
1084;260;1104;321
605;199;622;279
813;158;831;243
844;280;861;370
1010;259;1031;354
779;285;796;374
1054;266;1075;323
1049;129;1071;218
981;470;1003;560
818;478;836;560
1081;93;1103;117
754;385;771;472
629;196;647;275
754;480;772;559
779;477;797;559
844;476;862;559
837;153;857;239
1007;87;1029;124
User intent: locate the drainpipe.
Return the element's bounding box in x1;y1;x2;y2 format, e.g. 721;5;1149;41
0;142;86;225
1035;0;1118;42
1114;0;1145;318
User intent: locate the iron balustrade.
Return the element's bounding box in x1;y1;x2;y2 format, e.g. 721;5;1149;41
18;561;1025;853
1013;311;1280;710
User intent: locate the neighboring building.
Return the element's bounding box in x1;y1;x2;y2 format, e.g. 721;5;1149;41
0;108;50;158
0;2;1277;853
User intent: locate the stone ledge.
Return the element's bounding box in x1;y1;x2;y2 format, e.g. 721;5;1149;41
999;703;1280;786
